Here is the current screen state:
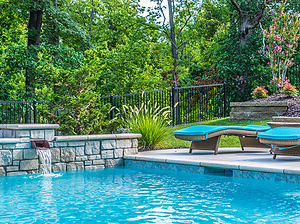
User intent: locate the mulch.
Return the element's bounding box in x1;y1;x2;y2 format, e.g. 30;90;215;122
247;94;300;117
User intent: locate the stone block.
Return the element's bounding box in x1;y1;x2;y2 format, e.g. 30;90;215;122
273;116;300;123
75;147;85;156
20;159;38;170
15;130;30;137
61;148;75;162
85;141;100;155
13;161;20;166
85;165;104;170
24;149;38;159
85;161;93;166
67;162;77;171
53;142;67;147
76;156;88;161
101;150;114;159
85;165;97;170
124;148;138;155
101;140;116;150
114;149;124;158
20;138;30;143
31;130;44;139
7;171;27;176
116;140;131;149
93;159;105;165
132;139;138;148
88;155;101;160
3;130;15;138
68;141;85;147
3;144;17;150
6;166;19;172
16;143;30;149
13;150;23;160
0;167;6;176
105;159;123;167
0;150;12;166
50;148;60;163
75;162;84;170
45;130;54;141
52;163;66;172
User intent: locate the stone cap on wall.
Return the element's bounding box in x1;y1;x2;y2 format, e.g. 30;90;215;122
0;124;60;130
55;133;142;142
268;122;300;128
0;138;21;143
272;116;300;123
230;102;288;107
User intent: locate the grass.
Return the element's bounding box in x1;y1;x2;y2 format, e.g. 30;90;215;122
156;117;272;149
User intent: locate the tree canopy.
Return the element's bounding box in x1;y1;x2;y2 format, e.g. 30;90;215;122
0;0;299;101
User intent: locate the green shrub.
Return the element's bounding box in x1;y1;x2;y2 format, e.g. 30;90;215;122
119;101;171;150
252;86;268;99
40;68;123;135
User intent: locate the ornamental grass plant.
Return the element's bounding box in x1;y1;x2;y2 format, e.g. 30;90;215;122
117;101;171;150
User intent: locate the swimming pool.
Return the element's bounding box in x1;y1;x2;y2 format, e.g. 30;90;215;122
0;167;300;223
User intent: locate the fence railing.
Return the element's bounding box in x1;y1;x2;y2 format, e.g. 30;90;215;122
0;100;45;124
0;64;299;126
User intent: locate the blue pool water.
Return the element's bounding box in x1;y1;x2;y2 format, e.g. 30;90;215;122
1;167;300;223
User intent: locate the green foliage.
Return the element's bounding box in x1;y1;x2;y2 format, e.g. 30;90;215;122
281;82;298;97
252;86;268;99
264;0;300;80
119;101;171;150
40;68;123;135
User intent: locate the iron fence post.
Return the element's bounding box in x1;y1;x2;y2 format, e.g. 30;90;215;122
223;84;226;118
172;86;175;126
33;100;37;124
110;95;114;120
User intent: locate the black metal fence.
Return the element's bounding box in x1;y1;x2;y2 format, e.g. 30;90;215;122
0;100;45;124
0;64;299;126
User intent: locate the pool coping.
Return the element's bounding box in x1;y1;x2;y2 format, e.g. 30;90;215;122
124;148;300;176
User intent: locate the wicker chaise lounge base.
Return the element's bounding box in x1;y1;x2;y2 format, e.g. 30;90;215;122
258;127;300;159
174;125;271;155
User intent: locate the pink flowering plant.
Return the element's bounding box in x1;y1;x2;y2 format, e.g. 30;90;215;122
281;82;298;97
264;0;300;80
268;77;298;96
268;77;287;94
252;86;268;99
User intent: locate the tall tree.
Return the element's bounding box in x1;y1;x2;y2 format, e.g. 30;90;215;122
26;0;44;99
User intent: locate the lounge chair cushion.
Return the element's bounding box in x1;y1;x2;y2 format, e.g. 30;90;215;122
257;127;300;140
174;124;271;136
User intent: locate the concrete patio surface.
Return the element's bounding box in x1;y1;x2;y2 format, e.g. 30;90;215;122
124;147;300;175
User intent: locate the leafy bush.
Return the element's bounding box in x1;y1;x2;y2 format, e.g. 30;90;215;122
118;101;171;150
41;68;123;135
268;77;298;97
252;86;268;99
281;82;298;97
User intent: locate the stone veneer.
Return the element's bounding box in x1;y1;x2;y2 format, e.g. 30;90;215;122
229;102;288;122
0;124;141;176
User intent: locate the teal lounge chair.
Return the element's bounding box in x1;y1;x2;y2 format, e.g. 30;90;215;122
258;127;300;159
174;125;271;155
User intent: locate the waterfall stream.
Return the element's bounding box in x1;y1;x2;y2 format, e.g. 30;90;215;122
36;149;52;174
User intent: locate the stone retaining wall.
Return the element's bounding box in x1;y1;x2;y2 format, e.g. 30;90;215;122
229;102;288;122
0;124;141;176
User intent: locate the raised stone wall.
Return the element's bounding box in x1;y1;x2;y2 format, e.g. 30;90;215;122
229;102;288;122
0;124;141;176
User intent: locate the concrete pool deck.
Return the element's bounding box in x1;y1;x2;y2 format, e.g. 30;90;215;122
124;147;300;176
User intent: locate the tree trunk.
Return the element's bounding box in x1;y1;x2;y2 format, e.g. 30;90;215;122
26;0;43;100
167;0;178;87
167;0;180;125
